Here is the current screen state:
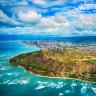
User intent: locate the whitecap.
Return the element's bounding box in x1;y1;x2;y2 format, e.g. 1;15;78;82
71;82;77;87
37;81;49;85
35;85;45;90
47;82;56;88
56;82;63;89
81;86;87;94
0;72;19;78
8;81;17;85
91;87;96;93
8;79;28;85
0;67;7;70
20;79;29;84
81;83;85;86
37;81;42;84
0;67;10;71
6;72;19;76
6;73;13;75
59;93;64;96
2;80;10;84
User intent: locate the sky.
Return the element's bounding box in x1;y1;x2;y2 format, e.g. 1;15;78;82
0;0;96;36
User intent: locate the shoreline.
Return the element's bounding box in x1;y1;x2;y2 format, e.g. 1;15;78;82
9;50;96;84
18;65;96;84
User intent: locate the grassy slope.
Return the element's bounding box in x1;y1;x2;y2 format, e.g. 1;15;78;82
9;50;96;82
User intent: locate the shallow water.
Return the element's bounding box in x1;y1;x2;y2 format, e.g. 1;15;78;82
0;41;96;96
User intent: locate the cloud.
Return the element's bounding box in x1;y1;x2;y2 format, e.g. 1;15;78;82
30;0;96;10
32;0;46;5
18;0;29;5
18;11;42;23
37;14;70;28
0;10;20;26
34;14;70;34
31;0;67;7
78;3;96;10
79;14;96;25
0;0;96;36
54;14;70;26
0;10;11;23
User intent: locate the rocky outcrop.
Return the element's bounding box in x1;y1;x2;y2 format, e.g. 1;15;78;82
9;50;96;82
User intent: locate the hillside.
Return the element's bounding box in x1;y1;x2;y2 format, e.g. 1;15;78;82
9;50;96;82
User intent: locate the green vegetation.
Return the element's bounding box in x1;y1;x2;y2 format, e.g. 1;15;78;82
69;72;96;82
9;49;96;82
84;59;96;64
60;45;76;51
69;74;77;78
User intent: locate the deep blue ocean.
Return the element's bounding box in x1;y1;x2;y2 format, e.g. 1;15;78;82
0;36;96;96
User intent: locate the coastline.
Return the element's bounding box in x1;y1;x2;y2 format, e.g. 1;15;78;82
18;65;96;84
9;49;96;84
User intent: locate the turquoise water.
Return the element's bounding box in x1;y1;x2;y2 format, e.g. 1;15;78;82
0;41;96;96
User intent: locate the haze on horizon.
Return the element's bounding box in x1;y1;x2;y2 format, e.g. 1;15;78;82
0;0;96;36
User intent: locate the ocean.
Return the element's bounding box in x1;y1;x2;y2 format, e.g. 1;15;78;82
0;38;96;96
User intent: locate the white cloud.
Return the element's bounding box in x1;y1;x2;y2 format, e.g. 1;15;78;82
54;14;70;26
0;13;71;35
61;3;96;16
18;11;42;23
31;0;67;8
38;16;59;28
37;14;70;28
0;10;11;23
79;14;96;25
0;0;96;36
18;0;29;5
73;0;94;3
32;0;46;5
78;3;96;11
0;10;20;25
33;14;70;34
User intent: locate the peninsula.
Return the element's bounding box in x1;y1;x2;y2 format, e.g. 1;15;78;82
9;50;96;82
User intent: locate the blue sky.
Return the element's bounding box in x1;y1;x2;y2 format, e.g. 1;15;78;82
0;0;96;36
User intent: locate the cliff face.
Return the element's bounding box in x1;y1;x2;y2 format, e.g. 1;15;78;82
9;50;96;82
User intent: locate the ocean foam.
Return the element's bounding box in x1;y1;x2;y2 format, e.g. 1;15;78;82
7;79;29;85
0;67;10;71
56;82;63;89
0;72;19;79
37;81;64;89
37;81;49;85
91;87;96;93
59;93;64;96
6;72;19;76
20;79;29;84
35;85;45;90
71;82;77;87
0;67;7;70
2;80;10;84
47;82;56;88
81;86;87;94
